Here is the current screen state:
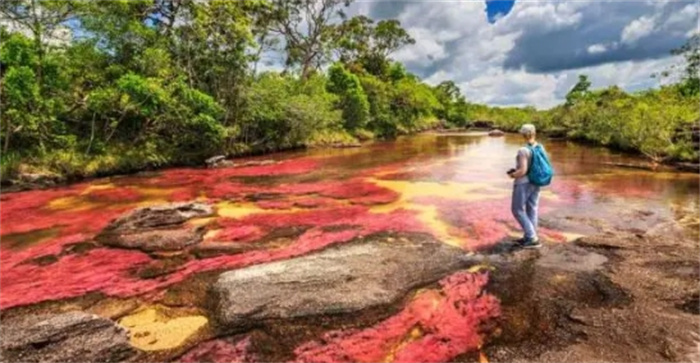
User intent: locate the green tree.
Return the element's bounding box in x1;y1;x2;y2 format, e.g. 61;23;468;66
267;0;351;79
565;74;592;106
327;63;370;130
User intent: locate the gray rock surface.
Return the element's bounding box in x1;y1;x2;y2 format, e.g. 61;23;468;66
211;234;476;328
0;311;135;363
96;202;212;252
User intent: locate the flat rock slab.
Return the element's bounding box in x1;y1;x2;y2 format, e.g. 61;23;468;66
211;234;475;328
0;311;135;363
96;202;213;252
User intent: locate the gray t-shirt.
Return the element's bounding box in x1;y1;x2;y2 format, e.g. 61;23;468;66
514;146;532;185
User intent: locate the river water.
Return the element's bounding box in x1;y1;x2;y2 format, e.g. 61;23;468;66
1;132;698;359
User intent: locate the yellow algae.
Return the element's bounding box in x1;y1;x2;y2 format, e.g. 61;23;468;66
368;179;507;248
80;183;117;194
551;274;568;283
370;179;505;203
467;264;495;273
216;202;268;218
119;306;208;351
384;326;424;363
48;195;100;211
189;217;216;228
216;201;304;219
134;187;182;207
561;232;586;242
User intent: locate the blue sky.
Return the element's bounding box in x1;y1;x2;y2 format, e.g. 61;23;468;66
342;0;699;108
485;0;516;23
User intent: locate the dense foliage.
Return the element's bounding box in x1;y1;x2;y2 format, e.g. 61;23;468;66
1;0;698;182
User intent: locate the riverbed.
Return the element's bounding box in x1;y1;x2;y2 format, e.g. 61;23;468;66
1;133;698;362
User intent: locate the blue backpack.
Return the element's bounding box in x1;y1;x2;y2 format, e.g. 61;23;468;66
527;144;553;186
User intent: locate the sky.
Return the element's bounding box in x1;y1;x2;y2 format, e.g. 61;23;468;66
340;0;699;109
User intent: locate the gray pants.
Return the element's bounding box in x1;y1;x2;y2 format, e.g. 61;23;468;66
511;183;541;240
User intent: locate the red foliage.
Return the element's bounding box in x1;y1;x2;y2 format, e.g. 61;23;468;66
83;187;142;203
293;272;500;363
256;200;295;210
214;225;264;243
180;337;257;363
0;247;152;309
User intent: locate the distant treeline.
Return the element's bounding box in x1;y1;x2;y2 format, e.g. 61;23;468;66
1;1;698;182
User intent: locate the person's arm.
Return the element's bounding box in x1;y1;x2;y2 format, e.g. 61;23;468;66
510;151;529;178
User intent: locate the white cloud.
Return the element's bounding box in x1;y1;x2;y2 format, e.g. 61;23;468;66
587;43;607;54
665;3;698;28
393;27;449;66
362;0;688;108
621;16;656;45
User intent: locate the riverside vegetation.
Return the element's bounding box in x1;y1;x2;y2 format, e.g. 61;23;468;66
1;0;699;185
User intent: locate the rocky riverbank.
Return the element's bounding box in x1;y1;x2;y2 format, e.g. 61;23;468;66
1;200;697;363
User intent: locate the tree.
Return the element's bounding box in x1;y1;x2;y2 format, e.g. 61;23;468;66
334;16;414;76
267;0;351;79
0;0;76;85
565;74;592;106
672;34;700;96
327;63;370;130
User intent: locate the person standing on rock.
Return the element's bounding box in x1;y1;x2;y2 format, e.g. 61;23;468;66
507;124;553;249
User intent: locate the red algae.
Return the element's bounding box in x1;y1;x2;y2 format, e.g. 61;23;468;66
83;187;143;204
180;338;257;363
0;247;152;309
213;225;265;243
256;200;295;210
293;272;500;363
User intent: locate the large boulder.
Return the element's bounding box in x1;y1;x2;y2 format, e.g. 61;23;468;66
96;202;213;252
210;233;479;329
0;311;136;363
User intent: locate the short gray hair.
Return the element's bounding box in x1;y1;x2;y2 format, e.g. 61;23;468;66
519;124;536;136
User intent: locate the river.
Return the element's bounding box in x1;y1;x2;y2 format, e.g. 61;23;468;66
1;132;698;362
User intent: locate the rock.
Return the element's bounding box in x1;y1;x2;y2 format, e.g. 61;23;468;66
0;311;136;363
205;155;229;168
96;202;213;252
488;129;505;137
211;233;478;328
675;162;699;173
236;160;277;167
206;155;235;168
10;171;64;190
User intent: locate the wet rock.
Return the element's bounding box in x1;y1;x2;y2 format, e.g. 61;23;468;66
237;160;277;167
0;311;135;363
96;202;212;252
206;155;236;168
488;129;505;137
675;162;699;173
211;233;478;329
536;244;608;273
205;155;227;168
192;242;257;259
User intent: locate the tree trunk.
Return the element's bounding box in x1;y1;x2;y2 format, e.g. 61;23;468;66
3;122;11;154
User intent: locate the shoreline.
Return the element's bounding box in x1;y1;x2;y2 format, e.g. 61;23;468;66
3;129;698;194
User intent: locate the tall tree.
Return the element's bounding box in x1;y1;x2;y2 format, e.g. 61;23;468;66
672;34;700;96
565;74;592;107
334;16;414;76
267;0;351;79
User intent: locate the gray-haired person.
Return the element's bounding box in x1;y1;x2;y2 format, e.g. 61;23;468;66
507;124;543;249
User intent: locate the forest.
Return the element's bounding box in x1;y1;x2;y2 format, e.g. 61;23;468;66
1;0;698;183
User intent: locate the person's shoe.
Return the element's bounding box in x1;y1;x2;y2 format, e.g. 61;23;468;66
514;237;527;244
519;238;542;249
